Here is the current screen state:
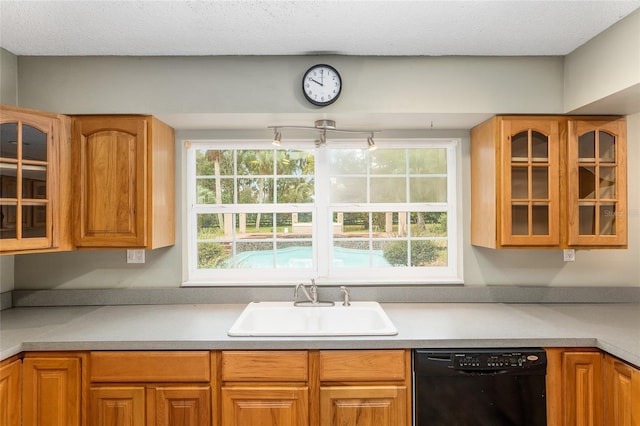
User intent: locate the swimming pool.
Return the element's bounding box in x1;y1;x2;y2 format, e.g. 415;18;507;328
225;245;390;268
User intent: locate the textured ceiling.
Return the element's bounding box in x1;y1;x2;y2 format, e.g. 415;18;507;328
1;1;639;57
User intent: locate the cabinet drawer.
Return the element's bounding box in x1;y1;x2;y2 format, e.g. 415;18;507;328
319;350;407;381
90;351;210;382
222;351;308;382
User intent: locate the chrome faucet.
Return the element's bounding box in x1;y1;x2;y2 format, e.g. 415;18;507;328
294;279;318;304
294;279;334;307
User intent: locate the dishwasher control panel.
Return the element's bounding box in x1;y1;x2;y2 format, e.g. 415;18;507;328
452;350;545;370
414;348;547;374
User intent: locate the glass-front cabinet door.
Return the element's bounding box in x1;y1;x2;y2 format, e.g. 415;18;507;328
500;119;560;246
567;119;627;246
0;110;55;252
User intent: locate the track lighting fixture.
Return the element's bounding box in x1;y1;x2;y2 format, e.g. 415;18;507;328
367;134;377;151
267;120;379;150
272;130;281;146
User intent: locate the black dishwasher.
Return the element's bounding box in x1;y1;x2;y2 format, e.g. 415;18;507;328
413;348;547;426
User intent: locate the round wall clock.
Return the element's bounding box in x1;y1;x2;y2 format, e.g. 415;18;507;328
302;64;342;106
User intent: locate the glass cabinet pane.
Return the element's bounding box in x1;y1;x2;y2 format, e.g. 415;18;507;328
511;204;528;235
0;123;18;159
531;168;548;199
531;205;549;235
599;132;615;163
599;204;616;235
22;125;47;161
511;131;528;161
0;203;17;239
23;204;47;238
578;131;596;160
531;131;548;161
579;204;595;235
511;167;528;199
579;167;596;199
0;166;17;197
22;166;47;199
599;167;616;199
0;118;51;247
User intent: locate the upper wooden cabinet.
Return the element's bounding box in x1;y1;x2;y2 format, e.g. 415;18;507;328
72;115;175;249
0;105;72;254
566;119;627;247
471;115;627;249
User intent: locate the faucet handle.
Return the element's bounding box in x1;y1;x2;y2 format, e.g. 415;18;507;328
340;286;351;306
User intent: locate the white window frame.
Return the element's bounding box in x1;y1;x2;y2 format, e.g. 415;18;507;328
183;138;463;286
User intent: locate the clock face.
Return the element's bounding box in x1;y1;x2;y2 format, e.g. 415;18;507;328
302;64;342;106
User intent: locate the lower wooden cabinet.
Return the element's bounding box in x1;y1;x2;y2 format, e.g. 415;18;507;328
22;353;83;426
90;386;146;426
547;348;605;426
220;349;411;426
0;358;21;426
320;385;407;426
220;386;308;426
90;385;211;426
318;350;411;426
220;351;309;426
5;347;638;426
88;351;212;426
604;354;640;426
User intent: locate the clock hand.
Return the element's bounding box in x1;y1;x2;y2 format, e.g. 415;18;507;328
310;78;323;86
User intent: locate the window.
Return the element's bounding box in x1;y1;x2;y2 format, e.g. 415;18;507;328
185;138;461;285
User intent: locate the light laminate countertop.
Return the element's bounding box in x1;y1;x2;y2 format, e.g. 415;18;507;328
1;303;639;366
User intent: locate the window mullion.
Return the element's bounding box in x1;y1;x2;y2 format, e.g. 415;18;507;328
315;146;330;278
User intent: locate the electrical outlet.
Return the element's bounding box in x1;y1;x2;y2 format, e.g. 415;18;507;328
563;249;576;262
127;249;145;264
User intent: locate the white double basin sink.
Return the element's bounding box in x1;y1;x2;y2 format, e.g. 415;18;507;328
228;301;398;337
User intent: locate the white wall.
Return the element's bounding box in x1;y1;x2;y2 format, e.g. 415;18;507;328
16;56;564;116
0;48;18;106
564;9;640;114
0;48;17;293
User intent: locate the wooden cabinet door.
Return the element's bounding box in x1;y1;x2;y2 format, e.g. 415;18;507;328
604;355;640;426
221;386;308;426
152;386;211;426
320;385;407;426
0;359;21;426
499;118;560;247
23;357;81;426
73;116;147;247
563;351;603;426
0;105;72;254
90;386;146;426
567;118;627;247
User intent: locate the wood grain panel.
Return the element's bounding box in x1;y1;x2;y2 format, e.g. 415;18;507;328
319;385;407;426
90;351;210;383
221;351;308;382
23;357;81;426
154;386;211;426
221;386;308;426
319;350;406;382
0;359;21;426
605;354;640;426
89;386;145;426
563;351;603;426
